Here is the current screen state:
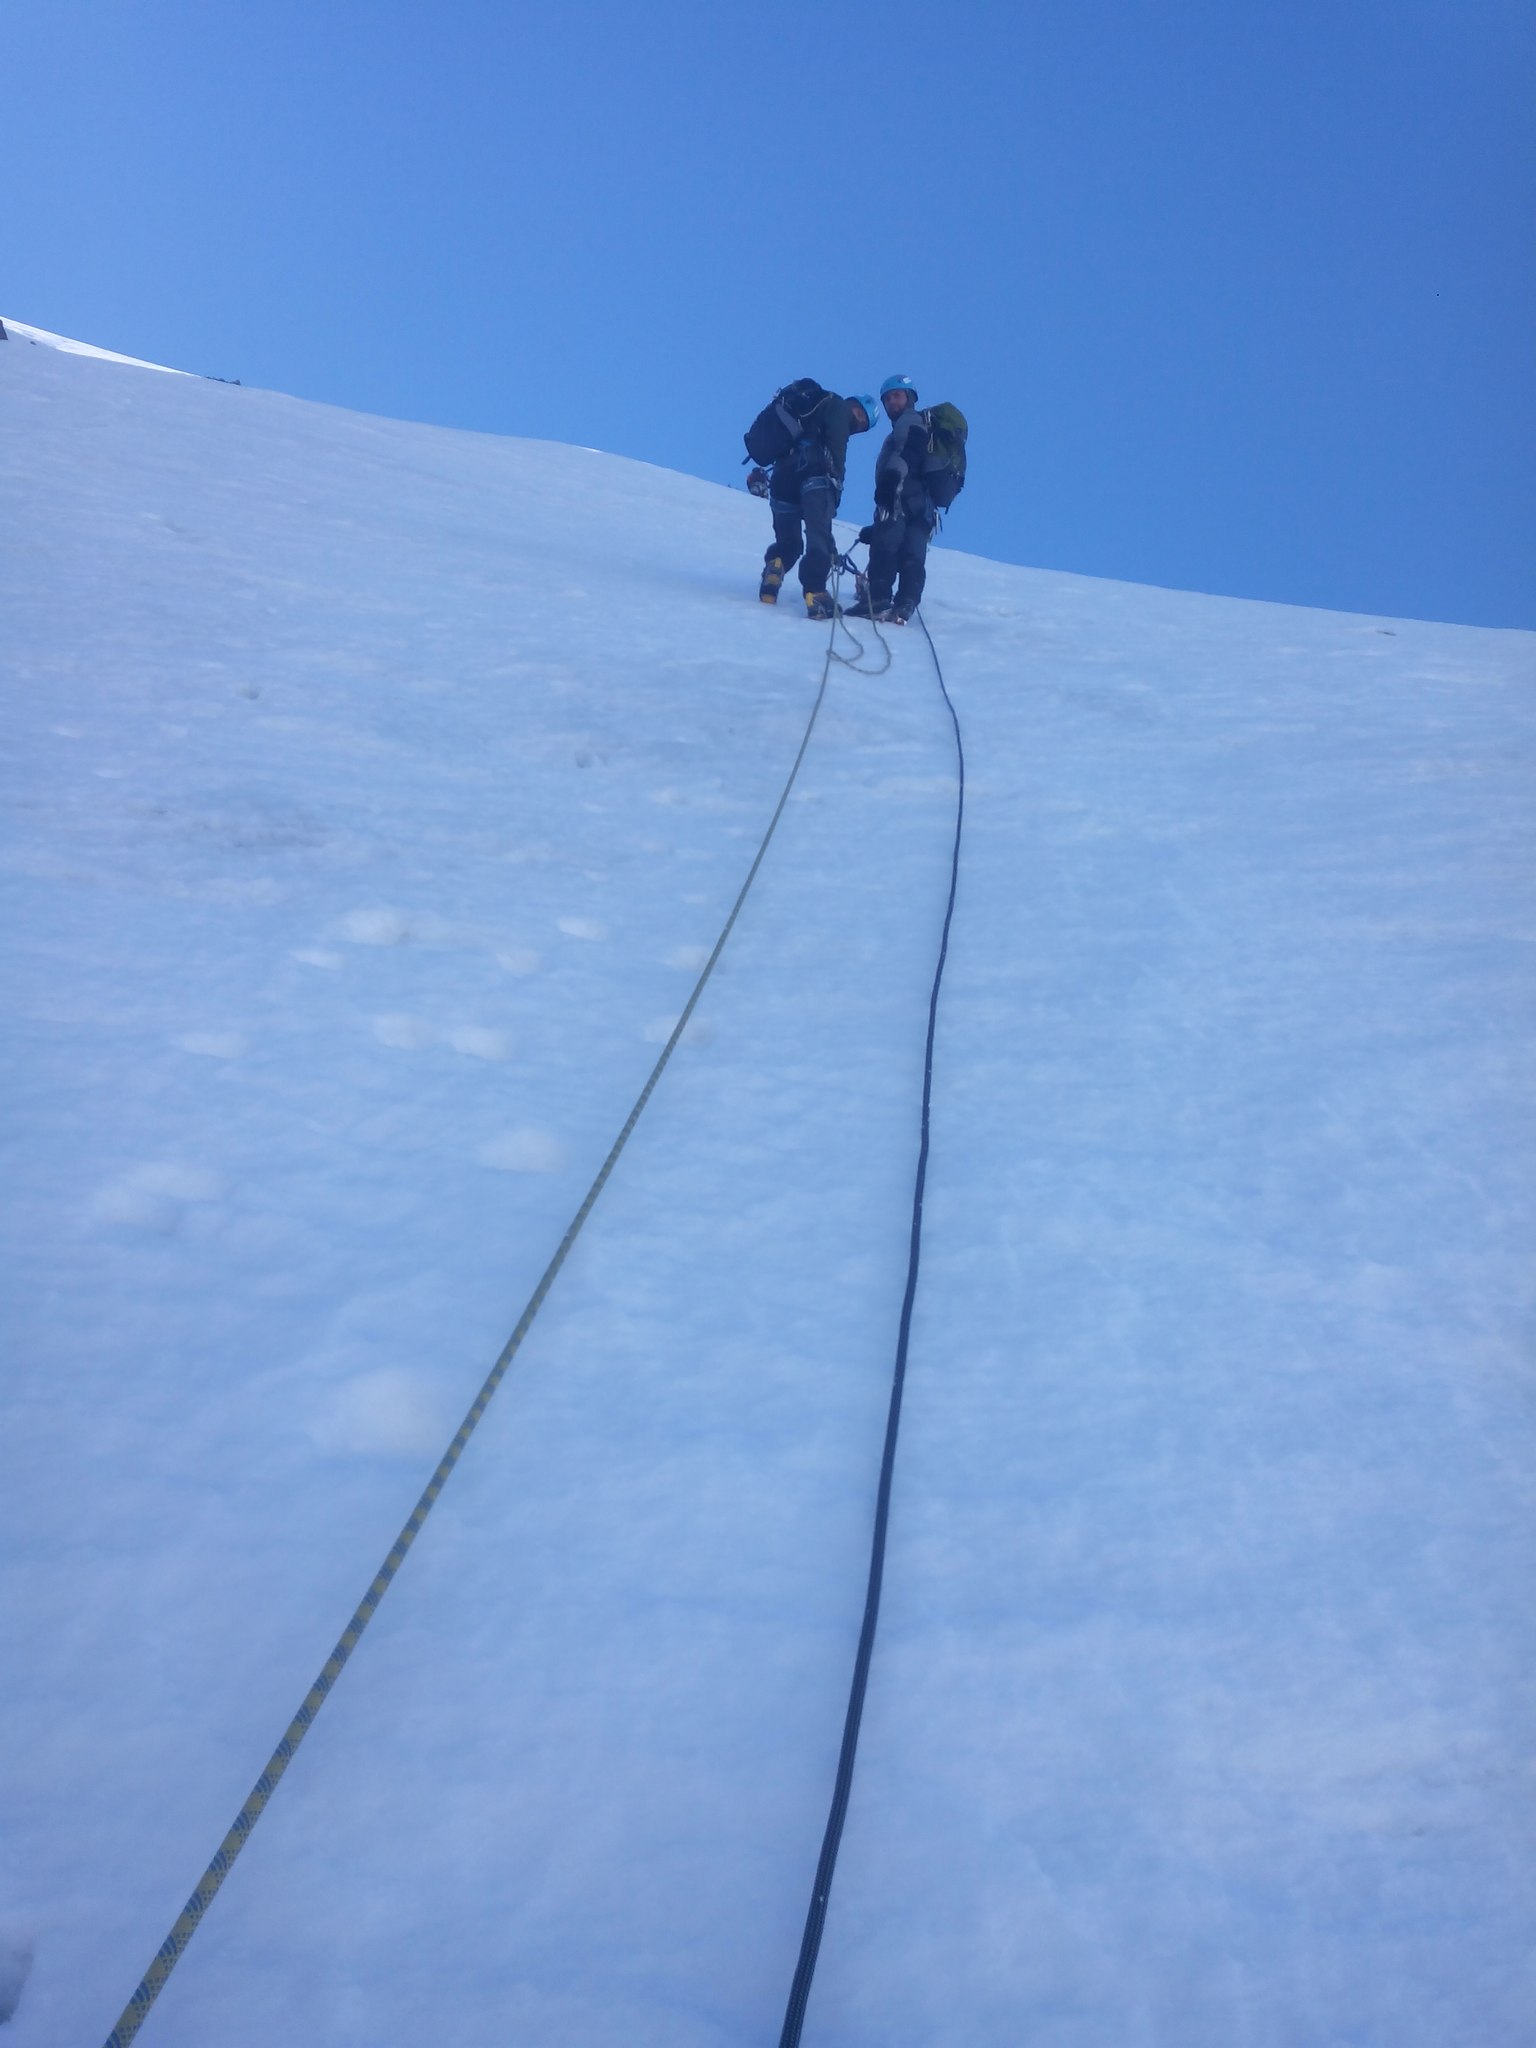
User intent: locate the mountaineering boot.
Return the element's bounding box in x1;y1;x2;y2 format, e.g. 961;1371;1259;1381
805;592;834;621
843;589;878;619
878;603;914;626
759;555;787;604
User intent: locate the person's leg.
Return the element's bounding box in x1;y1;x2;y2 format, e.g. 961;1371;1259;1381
866;510;905;608
891;490;933;614
765;502;804;573
798;479;837;595
760;491;805;601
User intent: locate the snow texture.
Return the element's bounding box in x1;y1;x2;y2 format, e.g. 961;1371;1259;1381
1;328;1534;2048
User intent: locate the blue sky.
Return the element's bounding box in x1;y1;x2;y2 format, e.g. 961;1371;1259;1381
4;0;1531;629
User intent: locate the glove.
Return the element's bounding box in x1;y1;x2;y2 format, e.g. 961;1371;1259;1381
873;472;898;514
747;467;770;499
857;525;876;546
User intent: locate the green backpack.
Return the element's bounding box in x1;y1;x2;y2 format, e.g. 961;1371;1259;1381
921;403;968;509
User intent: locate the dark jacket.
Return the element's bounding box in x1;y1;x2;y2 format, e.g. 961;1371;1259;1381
873;404;932;506
776;392;858;492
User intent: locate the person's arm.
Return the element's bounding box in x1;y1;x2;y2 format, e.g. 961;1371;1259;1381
820;397;852;489
875;410;930;505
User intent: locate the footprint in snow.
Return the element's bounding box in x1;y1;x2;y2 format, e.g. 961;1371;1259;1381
374;1019;510;1059
337;907;411;946
92;1163;224;1232
446;1026;511;1061
310;1368;453;1459
479;1129;566;1174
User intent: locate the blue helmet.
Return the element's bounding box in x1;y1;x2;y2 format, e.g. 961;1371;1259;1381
880;374;918;401
850;393;878;429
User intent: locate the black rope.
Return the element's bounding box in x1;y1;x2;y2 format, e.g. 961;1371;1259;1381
778;609;965;2046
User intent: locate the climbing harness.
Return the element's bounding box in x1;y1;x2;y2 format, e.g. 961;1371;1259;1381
100;594;880;2047
778;608;965;2048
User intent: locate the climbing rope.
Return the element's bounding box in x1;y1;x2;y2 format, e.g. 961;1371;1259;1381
825;544;893;677
102;609;859;2048
778;605;965;2048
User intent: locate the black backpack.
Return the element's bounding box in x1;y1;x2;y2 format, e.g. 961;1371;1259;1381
921;402;969;509
743;378;829;466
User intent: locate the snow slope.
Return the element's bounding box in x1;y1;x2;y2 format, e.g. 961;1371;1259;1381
2;332;1533;2048
1;316;186;374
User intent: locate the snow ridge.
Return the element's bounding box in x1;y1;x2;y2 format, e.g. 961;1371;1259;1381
1;314;186;374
